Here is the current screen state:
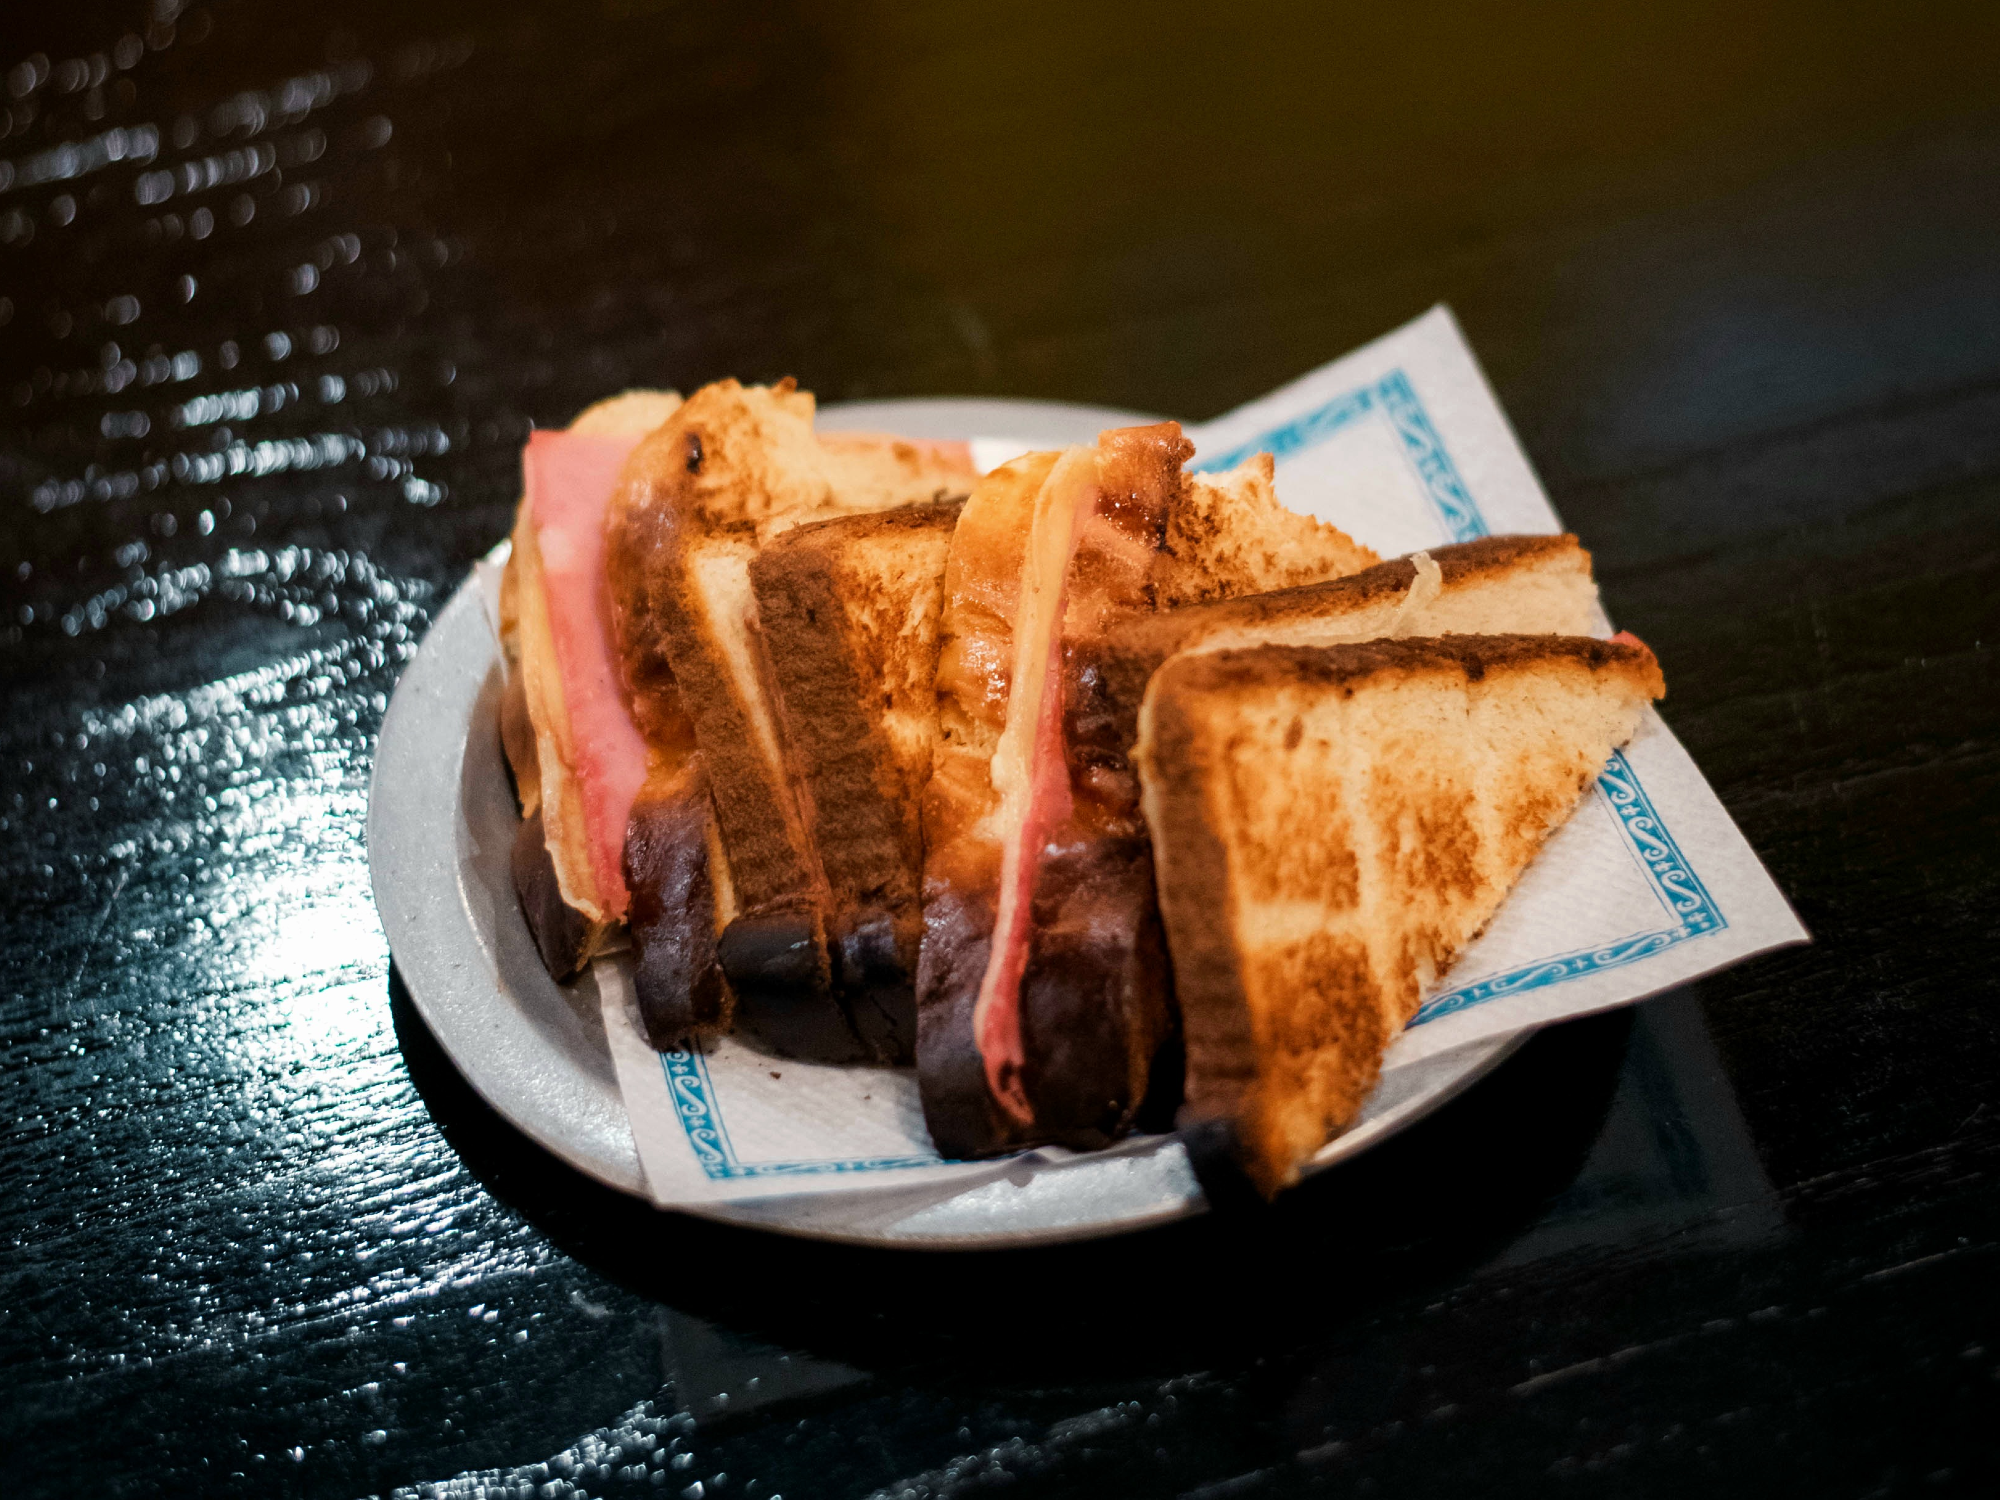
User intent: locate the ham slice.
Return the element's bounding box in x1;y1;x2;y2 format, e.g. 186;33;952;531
918;426;1191;1158
524;430;654;921
970;447;1097;1122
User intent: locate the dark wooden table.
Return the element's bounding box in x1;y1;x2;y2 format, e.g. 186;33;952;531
4;3;1997;1496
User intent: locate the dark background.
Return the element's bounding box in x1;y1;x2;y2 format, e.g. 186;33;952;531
3;2;1998;1496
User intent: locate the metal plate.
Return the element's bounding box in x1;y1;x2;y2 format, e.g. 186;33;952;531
366;397;1527;1247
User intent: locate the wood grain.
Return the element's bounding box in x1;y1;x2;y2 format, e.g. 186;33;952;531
1;2;1995;1495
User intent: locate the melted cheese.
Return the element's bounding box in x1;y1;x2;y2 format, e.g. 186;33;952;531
971;447;1097;1123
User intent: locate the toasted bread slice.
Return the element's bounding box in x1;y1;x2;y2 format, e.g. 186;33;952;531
750;501;964;1040
604;379;975;1060
500;392;685;972
917;428;1382;1158
1134;634;1665;1197
1087;534;1600;766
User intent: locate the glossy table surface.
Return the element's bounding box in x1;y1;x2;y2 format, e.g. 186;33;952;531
3;3;1997;1496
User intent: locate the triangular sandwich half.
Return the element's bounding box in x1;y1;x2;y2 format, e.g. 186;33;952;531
602;380;976;1061
748;500;964;1049
917;428;1381;1159
498;391;737;1045
1133;633;1665;1197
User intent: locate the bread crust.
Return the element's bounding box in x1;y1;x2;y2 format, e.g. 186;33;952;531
1165;630;1663;700
510;805;602;982
1129;683;1259;1125
1097;534;1594;743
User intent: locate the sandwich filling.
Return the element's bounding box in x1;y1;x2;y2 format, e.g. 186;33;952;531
921;424;1202;1155
523;429;656;920
971;446;1098;1122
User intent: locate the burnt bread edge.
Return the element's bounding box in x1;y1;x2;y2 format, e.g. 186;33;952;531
716;904;870;1062
510;806;606;983
1015;832;1177;1149
1163;630;1664;702
915;876;1028;1157
624;756;735;1049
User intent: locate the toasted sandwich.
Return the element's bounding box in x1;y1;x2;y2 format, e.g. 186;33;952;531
916;425;1382;1159
1133;633;1665;1197
749;446;1400;1092
498;391;738;1045
602;379;976;1061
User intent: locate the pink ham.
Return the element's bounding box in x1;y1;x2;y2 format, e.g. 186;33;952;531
970;460;1096;1121
524;430;653;920
919;427;1191;1158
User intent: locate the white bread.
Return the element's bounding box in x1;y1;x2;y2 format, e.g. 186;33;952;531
1134;633;1665;1196
750;502;964;999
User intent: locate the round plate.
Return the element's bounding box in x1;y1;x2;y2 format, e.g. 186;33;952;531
367;397;1527;1248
